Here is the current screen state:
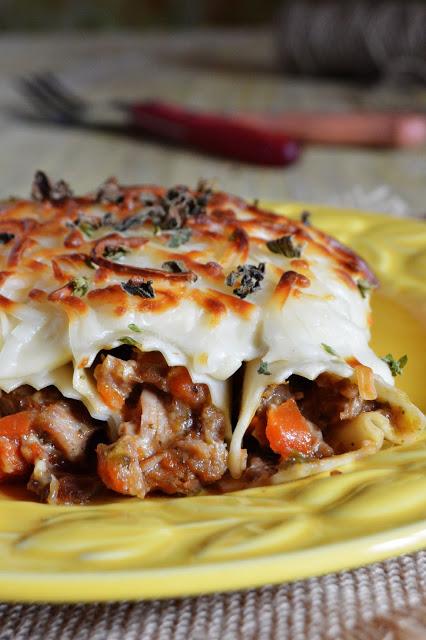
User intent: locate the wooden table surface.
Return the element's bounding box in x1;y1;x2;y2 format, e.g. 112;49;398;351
0;30;425;213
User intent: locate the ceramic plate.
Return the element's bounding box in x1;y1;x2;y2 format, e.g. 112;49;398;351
1;205;425;603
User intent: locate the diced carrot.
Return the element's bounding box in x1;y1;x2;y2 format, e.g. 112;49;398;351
168;366;206;408
0;412;33;481
0;411;32;439
355;364;377;400
96;380;125;411
265;398;314;460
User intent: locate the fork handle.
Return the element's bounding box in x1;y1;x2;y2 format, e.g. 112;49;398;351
128;101;300;166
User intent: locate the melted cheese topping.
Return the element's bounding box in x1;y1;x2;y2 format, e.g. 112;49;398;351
0;182;392;445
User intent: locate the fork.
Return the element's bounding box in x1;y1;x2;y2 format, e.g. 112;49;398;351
17;72;301;167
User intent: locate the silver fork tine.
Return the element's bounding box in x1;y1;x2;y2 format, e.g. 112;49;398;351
19;76;77;122
35;72;87;112
18;73;86;122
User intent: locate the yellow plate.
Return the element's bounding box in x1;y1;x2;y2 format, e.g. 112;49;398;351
1;205;425;603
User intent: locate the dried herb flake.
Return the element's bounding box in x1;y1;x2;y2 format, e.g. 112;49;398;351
167;228;192;248
300;211;311;226
121;279;155;299
0;233;14;245
226;263;265;299
161;260;187;273
266;235;302;258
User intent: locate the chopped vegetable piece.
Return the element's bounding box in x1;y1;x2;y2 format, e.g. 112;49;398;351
103;245;128;260
70;276;89;297
0;412;33;480
0;411;32;439
118;336;138;346
355;364;377;400
257;361;271;375
128;323;142;333
265;398;314;460
381;353;408;377
357;279;372;299
321;343;339;357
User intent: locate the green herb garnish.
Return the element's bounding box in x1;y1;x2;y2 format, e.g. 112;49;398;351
161;260;187;273
266;235;302;258
70;276;89;297
321;343;339;357
78;221;98;238
103;245;128;260
167;228;192;248
84;257;96;270
128;323;143;333
357;279;372;299
118;336;138;346
257;360;271;375
300;211;311;226
381;353;408;377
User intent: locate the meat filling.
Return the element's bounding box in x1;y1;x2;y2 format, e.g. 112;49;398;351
94;349;228;498
248;373;387;466
0;386;100;502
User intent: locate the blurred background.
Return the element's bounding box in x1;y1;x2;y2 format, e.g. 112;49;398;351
0;1;326;30
0;0;425;213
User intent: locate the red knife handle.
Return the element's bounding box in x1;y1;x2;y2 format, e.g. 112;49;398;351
129;101;300;166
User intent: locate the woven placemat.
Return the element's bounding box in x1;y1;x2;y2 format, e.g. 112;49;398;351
1;551;425;640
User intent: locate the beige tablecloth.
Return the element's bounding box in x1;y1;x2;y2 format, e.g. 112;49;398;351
0;31;425;640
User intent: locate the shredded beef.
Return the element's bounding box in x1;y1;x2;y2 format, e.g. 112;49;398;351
0;386;100;502
95;351;228;497
295;374;376;429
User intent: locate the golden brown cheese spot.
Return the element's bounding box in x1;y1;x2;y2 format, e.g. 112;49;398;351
206;288;256;319
64;229;84;248
52;296;88;315
51;259;72;283
78;357;89;368
229;227;249;253
274;270;311;306
94;267;112;285
315;229;378;285
346;357;361;368
113;305;127;317
333;267;358;290
27;260;48;274
28;288;48;302
191;289;227;327
135;289;180;314
290;259;310;270
87;284;129;306
0;294;14;310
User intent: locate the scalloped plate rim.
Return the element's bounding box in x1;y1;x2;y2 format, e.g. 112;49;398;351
1;518;426;603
